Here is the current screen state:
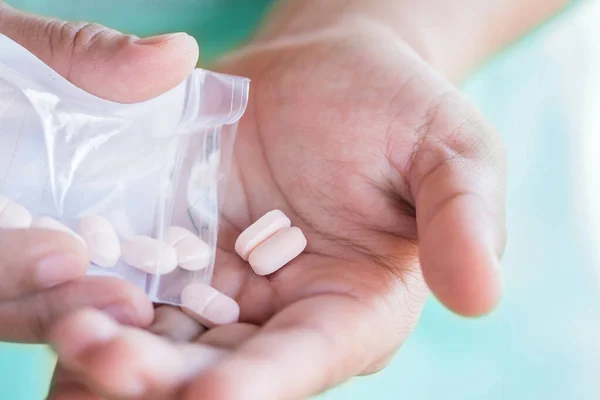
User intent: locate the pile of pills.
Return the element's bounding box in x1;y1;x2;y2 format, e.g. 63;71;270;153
1;194;308;326
0;195;307;277
181;210;307;327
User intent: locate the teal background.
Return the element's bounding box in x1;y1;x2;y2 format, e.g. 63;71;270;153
2;1;598;399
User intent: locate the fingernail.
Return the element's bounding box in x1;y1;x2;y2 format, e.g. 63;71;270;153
36;254;84;288
135;32;188;45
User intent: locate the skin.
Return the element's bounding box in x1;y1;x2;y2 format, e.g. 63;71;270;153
0;0;571;399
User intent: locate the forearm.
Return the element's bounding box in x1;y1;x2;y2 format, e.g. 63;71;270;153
256;0;573;80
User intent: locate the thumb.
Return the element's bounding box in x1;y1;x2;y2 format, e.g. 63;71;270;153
0;3;199;103
410;91;506;317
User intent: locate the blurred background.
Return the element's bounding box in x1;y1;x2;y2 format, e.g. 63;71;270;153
1;0;599;399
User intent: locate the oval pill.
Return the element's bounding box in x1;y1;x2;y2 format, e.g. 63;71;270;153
78;215;121;269
181;283;240;327
248;226;307;276
163;226;192;247
234;210;291;261
177;238;211;271
0;196;32;229
122;236;177;275
164;226;211;271
31;216;86;247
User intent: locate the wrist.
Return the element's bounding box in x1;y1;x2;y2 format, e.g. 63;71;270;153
252;0;465;80
253;0;571;82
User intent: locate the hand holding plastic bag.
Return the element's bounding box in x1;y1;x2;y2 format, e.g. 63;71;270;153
0;3;248;342
0;30;249;306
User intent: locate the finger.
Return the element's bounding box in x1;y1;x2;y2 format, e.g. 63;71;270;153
49;309;227;400
0;228;88;300
49;364;103;400
409;91;506;316
48;386;101;400
196;323;259;349
0;3;199;103
49;372;101;400
48;323;260;400
0;276;153;342
184;293;419;400
147;306;205;342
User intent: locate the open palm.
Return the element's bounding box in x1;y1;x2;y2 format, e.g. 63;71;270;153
47;25;506;400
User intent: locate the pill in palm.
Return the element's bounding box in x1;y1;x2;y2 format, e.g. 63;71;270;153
0;196;32;229
122;236;177;275
78;215;121;269
181;283;240;327
234;210;291;260
31;216;86;247
248;226;307;276
164;226;211;271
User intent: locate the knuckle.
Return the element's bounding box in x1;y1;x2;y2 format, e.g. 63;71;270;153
26;297;51;340
57;21;107;51
427;92;494;155
43;20;128;70
45;20;101;54
408;91;505;193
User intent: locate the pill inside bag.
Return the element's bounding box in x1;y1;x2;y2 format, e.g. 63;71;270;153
0;33;250;306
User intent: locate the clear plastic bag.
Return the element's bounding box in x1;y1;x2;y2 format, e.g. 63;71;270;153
0;34;250;305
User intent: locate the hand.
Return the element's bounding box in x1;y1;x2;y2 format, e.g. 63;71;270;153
47;18;506;400
0;3;199;342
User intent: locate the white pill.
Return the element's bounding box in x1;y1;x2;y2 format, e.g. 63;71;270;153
234;210;291;261
164;226;211;271
78;215;121;269
181;283;240;327
0;196;32;229
248;226;307;276
122;236;177;275
31;216;86;247
188;151;221;191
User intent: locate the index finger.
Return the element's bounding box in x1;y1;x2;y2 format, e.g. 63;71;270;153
183;290;424;400
0;228;88;300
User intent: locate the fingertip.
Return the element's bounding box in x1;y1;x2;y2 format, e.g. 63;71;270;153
0;229;89;297
79;32;199;103
100;279;155;328
149;306;206;342
68;328;192;398
421;240;503;317
23;227;89;264
138;32;200;62
33;228;90;275
50;318;164;398
133;31;200;85
420;200;504;317
431;256;503;317
184;368;248;400
49;309;120;368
